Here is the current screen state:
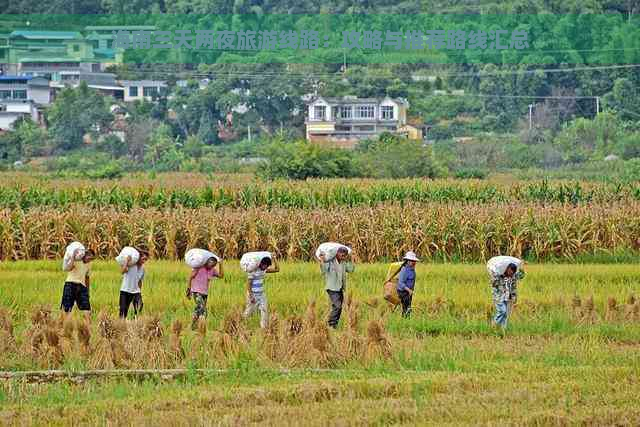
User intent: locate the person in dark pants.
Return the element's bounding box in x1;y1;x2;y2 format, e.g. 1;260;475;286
396;251;420;318
61;249;96;322
119;250;148;319
318;247;355;328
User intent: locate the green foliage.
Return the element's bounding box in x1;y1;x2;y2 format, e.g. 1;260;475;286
144;124;185;172
615;132;640;160
13;117;49;158
95;135;127;158
43;151;128;179
621;158;640;182
183;135;206;158
0;133;20;163
258;139;360;180
603;78;640;121
357;133;446;179
554;113;623;161
47;83;113;152
454;168;488;180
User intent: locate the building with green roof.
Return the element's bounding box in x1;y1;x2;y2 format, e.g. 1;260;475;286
0;28;128;77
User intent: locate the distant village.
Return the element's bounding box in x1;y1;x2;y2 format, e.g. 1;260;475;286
0;26;429;146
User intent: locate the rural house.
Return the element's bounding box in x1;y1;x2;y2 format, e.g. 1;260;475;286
305;96;425;148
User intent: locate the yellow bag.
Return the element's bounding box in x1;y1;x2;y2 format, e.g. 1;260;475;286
383;281;401;305
383;262;404;306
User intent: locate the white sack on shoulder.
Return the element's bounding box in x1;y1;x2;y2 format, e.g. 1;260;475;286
185;248;220;269
487;256;523;277
240;251;272;273
62;241;85;271
116;247;140;267
315;242;352;262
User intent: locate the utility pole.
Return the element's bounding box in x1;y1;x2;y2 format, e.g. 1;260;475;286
343;51;347;74
247;125;251;142
596;97;600;115
528;104;533;130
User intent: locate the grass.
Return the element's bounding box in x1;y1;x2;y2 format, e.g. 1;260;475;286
2;261;640;425
2;261;640;326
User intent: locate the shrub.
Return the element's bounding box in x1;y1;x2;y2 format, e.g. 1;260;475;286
258;139;360;180
454;168;488;179
357;133;446;179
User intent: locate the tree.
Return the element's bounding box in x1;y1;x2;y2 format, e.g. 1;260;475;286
554;112;622;161
47;82;113;152
11;117;49;158
603;78;640;121
183;134;206;158
168;84;225;144
125;118;157;163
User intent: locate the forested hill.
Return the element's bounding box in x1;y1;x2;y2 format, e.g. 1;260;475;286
1;1;640;177
1;0;639;15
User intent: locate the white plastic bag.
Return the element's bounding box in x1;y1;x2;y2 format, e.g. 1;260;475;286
487;256;523;277
315;242;352;262
185;248;220;269
116;247;140;268
62;241;85;271
240;251;272;273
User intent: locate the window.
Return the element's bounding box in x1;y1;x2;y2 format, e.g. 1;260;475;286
143;86;158;97
355;105;374;119
340;106;352;119
13;90;27;100
159;86;168;96
0;90;11;99
381;106;394;120
129;86;138;97
335;125;351;132
73;44;80;52
356;125;374;131
314;105;326;120
91;41;99;49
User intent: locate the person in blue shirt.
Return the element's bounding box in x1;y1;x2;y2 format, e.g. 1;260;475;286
396;251;420;318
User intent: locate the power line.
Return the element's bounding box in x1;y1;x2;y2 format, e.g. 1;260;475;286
114;63;640;80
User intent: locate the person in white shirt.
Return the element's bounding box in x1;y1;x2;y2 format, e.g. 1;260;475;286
119;250;148;319
242;256;279;329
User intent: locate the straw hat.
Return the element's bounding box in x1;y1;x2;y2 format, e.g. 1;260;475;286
403;251;420;262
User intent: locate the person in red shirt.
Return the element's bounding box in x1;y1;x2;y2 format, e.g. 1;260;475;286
187;257;224;330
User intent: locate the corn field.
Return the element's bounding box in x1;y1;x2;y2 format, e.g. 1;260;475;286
2;175;640;210
2;202;640;261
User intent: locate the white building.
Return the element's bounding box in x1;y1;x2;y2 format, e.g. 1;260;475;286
305;96;423;147
0;100;40;130
119;80;168;102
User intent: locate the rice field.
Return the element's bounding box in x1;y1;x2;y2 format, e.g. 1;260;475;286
1;261;640;424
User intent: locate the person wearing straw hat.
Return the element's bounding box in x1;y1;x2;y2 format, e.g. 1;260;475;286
396;251;420;318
